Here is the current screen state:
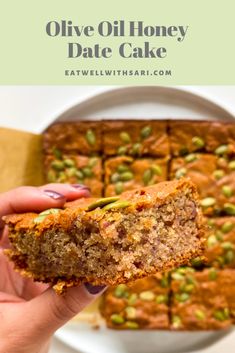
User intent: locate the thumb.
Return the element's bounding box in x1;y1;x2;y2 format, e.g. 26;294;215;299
24;284;106;339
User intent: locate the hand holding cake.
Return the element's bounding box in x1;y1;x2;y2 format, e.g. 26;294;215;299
0;184;105;353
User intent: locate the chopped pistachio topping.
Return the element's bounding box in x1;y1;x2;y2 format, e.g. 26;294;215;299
222;185;233;198
51;160;65;171
177;267;195;274
172;315;182;328
125;306;137;319
131;143;142;156
33;215;47;224
215;230;223;241
52;147;62;159
156;294;169;304
213;309;230;321
111;173;120;183
86;129;96;146
34;208;61;224
191;257;203;267
115;182;124;195
221;242;233;250
139;291;155;301
125;321;139;329
87;197;120;211
64;158;75;167
224;308;230;319
119;171;134;182
75;170;84;180
114;284;128;298
175;168;187;179
195;310;206;320
82;167;93;178
47;170;56;183
120;132;131;144
200;197;216;208
171;272;185;281
192;136;205;148
207;219;215;227
140;125;152;139
213;169;225;180
175;293;190;303
88;157;98;168
207;234;218;248
228;160;235;171
224;250;234;264
185;153;197;163
175;268;186;275
221;221;234;233
215;144;228;156
103;200;131;211
117;164;130;173
224;203;235;215
217;256;225;266
57;171;66;182
160;276;169;288
214;311;224;321
209;268;218;280
143;169;152;186
111;314;125;325
180;283;195;293
38;208;61;216
117;146;128;155
186;275;196;285
65;167;76;177
128;293;138;305
151;164;162;176
125;156;134;164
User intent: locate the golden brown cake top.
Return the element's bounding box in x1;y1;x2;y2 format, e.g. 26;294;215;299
3;178;198;231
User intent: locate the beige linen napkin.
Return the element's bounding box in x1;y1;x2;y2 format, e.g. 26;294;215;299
0;127;44;192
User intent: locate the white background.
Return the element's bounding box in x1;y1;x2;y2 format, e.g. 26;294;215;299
0;85;235;353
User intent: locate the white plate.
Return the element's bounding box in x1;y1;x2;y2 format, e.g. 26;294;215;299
56;323;233;353
41;86;234;131
49;86;235;353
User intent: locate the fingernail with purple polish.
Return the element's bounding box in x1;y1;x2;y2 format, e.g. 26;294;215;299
72;184;90;191
84;283;106;295
44;190;65;200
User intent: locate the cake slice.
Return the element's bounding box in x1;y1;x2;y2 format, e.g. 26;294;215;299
44;154;104;197
170;268;233;330
3;179;204;294
100;274;171;330
104;156;168;196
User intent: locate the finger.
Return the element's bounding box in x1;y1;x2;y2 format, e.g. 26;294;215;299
0;291;25;303
24;284;106;338
0;184;90;229
0;227;10;248
21;280;49;300
39;183;90;201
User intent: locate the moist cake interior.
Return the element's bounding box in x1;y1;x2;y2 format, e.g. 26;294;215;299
9;189;200;284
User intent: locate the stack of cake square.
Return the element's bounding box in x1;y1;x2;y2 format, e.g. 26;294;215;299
43;119;235;330
43;121;169;196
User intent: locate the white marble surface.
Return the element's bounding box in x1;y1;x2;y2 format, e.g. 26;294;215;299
0;85;235;353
